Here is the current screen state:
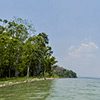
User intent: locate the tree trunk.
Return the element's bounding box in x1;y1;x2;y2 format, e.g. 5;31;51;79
43;70;46;80
9;66;11;78
15;49;19;77
0;70;1;78
0;59;1;78
9;57;11;78
26;60;31;82
27;65;30;82
36;61;41;76
15;65;18;77
15;57;18;77
9;55;11;78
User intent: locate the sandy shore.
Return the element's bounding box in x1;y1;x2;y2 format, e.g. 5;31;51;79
0;78;55;87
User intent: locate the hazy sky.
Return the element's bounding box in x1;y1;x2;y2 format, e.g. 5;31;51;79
1;0;100;77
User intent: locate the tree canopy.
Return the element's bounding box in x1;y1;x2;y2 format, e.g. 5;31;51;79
0;17;77;80
0;18;57;80
54;66;77;78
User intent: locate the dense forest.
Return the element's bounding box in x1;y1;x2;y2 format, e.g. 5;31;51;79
0;18;58;80
0;17;77;80
54;66;77;78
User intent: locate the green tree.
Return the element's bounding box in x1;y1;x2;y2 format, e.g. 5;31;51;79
0;17;58;80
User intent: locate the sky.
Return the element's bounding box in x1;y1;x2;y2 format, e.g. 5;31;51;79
0;0;100;78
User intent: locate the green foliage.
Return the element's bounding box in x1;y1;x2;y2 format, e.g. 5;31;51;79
3;19;8;23
0;17;77;80
54;66;77;78
0;18;57;80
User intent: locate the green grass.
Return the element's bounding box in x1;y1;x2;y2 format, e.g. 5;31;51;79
0;77;31;84
0;74;60;85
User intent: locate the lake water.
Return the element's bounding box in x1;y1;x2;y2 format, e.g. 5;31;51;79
0;78;100;100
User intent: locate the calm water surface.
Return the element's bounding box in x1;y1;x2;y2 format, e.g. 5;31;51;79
0;78;100;100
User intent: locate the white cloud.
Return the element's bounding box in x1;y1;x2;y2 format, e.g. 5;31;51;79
65;42;99;77
68;42;98;58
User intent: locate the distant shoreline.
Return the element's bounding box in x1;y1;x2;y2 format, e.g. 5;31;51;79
78;77;100;79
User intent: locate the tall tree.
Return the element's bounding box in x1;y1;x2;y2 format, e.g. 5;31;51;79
0;18;58;80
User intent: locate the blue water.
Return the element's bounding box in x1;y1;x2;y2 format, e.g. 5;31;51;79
0;78;100;100
47;78;100;100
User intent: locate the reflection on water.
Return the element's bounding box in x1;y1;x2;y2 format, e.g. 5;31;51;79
0;80;53;100
0;78;100;100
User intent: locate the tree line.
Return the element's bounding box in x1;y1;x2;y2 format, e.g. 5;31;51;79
0;18;57;80
54;66;77;78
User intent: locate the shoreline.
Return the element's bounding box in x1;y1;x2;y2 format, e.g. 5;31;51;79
0;78;56;88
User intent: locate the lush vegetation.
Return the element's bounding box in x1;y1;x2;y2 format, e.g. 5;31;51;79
0;18;57;80
0;17;77;82
54;66;77;78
